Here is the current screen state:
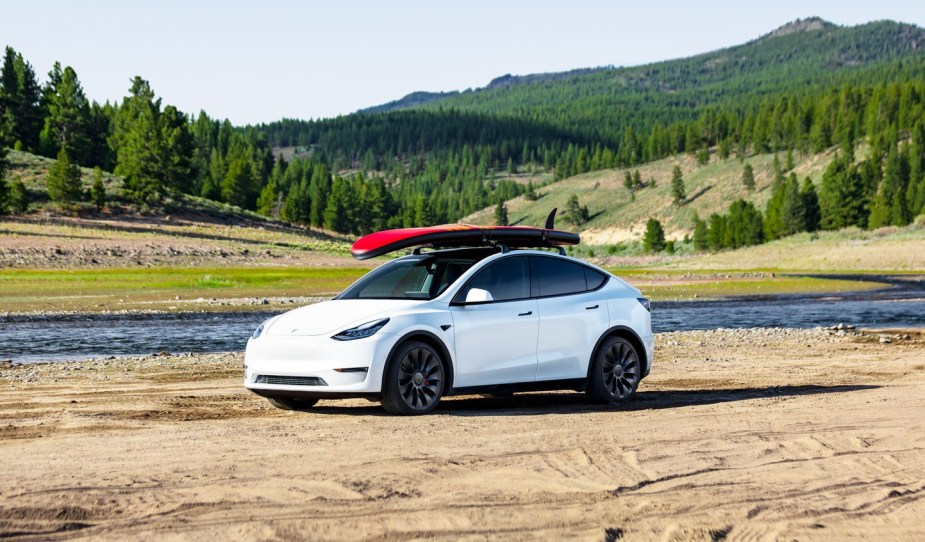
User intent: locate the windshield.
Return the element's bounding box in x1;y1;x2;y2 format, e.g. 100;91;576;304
338;252;483;300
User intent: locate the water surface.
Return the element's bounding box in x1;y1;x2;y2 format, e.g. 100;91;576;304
3;275;923;364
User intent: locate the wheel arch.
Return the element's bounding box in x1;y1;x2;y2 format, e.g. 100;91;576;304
586;325;648;382
384;330;455;392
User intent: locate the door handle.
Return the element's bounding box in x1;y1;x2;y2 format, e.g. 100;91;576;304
585;305;599;310
518;311;533;316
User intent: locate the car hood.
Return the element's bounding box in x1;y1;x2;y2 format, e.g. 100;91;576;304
265;299;419;337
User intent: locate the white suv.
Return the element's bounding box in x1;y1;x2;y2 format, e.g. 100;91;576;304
245;247;653;415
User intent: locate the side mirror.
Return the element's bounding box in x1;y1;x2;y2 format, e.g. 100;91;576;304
465;288;493;304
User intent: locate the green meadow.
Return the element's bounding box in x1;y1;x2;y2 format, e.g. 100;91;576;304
0;265;888;313
0;267;366;313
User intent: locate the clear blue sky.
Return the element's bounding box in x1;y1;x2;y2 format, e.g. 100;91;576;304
2;0;922;124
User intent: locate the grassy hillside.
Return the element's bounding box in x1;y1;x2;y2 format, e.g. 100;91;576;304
463;148;841;242
6;150;276;224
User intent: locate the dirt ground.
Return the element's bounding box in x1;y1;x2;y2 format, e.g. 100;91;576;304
0;216;360;269
1;328;924;541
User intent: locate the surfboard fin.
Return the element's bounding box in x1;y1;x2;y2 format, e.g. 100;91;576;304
544;208;557;230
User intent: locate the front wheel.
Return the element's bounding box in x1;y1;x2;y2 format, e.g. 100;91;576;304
381;341;445;415
267;397;318;411
586;336;641;404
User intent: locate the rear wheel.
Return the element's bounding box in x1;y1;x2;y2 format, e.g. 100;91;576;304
381;341;445;415
267;397;318;411
586;336;641;404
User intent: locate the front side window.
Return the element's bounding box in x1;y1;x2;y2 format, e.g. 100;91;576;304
453;256;530;303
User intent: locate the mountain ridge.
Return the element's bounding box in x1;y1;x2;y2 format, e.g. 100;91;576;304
357;18;924;116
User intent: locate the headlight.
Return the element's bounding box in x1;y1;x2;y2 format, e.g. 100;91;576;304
637;297;651;312
332;318;390;341
251;318;272;340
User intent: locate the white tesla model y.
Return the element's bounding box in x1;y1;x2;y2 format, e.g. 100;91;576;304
244;236;653;415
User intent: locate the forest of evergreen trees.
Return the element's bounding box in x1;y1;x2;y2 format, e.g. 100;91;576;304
2;23;925;244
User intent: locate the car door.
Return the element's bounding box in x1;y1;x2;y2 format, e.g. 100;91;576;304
531;256;610;381
450;256;538;388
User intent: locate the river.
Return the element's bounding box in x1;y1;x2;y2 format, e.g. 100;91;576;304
2;275;923;364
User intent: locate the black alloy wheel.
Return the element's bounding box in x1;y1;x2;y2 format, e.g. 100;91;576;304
586;336;641;404
382;341;445;415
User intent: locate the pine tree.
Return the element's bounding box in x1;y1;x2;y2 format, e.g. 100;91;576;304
725;199;764;248
309;164;331;227
46;147;82;202
718;138;731;160
9;178;28;213
800;178;821;232
221;156;256;208
696;148;710;166
670;165;686;206
742;163;756;191
158;105;194;194
111;77;163;203
257;160;285;218
632;169;643;190
494;200;509;226
643;218;666;253
692;213;709;251
90;167;106;209
868;148;910;229
707;213;726;251
39;64;91;161
780;174;805;236
764;179;787;240
281;178;309;223
0;48;16;146
563;194;589;225
524;181;538;201
819;154;868;230
323;177;351;232
0;167;8;215
201;148;224;201
0;47;42;150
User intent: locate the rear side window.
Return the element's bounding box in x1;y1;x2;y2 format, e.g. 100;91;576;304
453;256;530;303
530;256;588;297
585;267;608;290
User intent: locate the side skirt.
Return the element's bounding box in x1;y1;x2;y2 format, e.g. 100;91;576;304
448;378;587;396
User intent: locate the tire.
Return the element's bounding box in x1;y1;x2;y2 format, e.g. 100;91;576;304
586;336;642;404
381;341;446;415
267;397;319;411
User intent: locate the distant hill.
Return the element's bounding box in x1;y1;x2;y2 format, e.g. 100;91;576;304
360;18;925;142
262;18;925;166
358;67;609;114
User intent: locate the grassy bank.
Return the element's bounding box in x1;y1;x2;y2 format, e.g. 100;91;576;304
618;271;888;300
0;267;367;313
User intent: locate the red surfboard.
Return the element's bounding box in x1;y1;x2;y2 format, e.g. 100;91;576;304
351;210;580;260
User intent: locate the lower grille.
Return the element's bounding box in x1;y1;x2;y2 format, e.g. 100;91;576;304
255;375;328;386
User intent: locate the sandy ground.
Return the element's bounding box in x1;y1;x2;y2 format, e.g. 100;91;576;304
1;328;924;541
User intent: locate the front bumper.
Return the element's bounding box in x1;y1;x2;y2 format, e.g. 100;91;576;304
244;332;399;396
